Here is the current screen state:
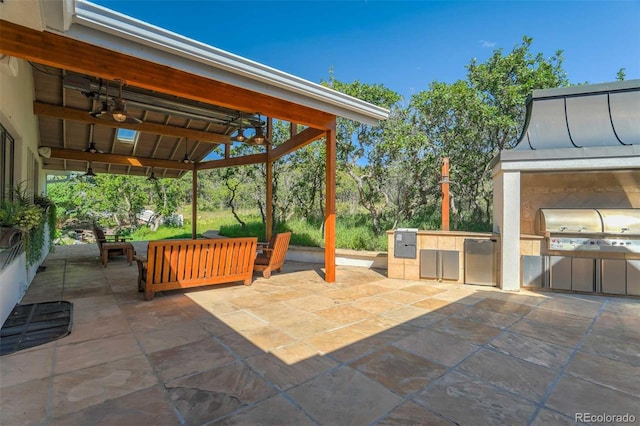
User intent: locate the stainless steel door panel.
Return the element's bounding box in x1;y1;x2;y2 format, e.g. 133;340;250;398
601;259;626;295
522;255;544;287
464;239;496;286
441;250;460;281
572;258;595;292
420;250;438;279
550;256;571;290
627;260;640;296
394;230;417;259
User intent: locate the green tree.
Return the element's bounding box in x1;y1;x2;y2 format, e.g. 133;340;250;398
411;36;569;229
323;75;403;235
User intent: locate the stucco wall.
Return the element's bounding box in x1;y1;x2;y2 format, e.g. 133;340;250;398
0;56;48;325
521;170;640;235
0;55;43;192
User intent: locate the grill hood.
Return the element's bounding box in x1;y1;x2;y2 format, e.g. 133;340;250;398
537;208;640;236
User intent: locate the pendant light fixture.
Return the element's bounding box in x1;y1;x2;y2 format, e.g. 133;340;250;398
245;114;271;145
231;126;246;142
252;125;266;145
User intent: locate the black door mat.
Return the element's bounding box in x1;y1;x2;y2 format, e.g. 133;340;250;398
1;301;73;356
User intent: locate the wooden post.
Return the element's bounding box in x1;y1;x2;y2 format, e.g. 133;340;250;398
325;120;337;282
192;165;198;239
441;157;450;231
266;118;273;242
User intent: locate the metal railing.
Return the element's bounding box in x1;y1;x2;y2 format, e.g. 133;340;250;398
0;238;24;271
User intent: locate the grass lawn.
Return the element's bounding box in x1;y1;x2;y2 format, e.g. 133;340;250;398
128;210;388;251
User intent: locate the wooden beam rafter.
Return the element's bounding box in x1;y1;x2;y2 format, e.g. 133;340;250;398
34;102;231;144
1;20;335;129
269;127;325;161
48;147;193;170
197;153;267;170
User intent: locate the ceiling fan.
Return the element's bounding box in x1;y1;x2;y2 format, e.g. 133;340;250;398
180;138;194;164
90;79;142;124
83;161;97;177
147;167;158;181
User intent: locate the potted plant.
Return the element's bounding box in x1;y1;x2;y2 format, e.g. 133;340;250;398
0;199;22;248
0;184;54;265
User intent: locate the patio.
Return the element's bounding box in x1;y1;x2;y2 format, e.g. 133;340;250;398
1;243;639;425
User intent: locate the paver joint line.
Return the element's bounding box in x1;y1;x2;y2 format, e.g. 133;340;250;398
525;298;609;425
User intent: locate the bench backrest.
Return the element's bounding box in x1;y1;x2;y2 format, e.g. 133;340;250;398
145;237;257;285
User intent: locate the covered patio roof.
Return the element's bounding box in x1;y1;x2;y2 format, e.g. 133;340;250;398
0;0;390;282
1;0;388;177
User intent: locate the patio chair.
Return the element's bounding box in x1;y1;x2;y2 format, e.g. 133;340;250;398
92;226;134;267
254;231;291;278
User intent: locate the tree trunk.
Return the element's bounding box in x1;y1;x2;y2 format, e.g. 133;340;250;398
225;181;246;231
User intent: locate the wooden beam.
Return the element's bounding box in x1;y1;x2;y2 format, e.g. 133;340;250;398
1;20;335;129
48;147;193;170
269;127;325;161
197;153;267;170
34;102;230;144
325;120;337;283
266;118;273;242
192;167;198;239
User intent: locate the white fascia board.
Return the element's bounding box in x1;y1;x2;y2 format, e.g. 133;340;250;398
492;146;640;176
60;0;389;126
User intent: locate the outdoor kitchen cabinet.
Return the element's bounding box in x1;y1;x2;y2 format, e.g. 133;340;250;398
394;229;417;259
464;239;497;286
627;260;640;296
601;259;626;295
420;249;459;281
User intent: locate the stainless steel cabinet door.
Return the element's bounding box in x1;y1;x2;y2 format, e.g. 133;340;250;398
601;259;626;295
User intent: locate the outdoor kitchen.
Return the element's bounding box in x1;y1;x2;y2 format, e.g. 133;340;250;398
389;80;640;297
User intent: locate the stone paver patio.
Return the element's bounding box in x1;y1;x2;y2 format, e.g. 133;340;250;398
1;242;639;425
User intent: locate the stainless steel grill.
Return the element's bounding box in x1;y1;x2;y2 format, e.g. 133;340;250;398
537;208;640;254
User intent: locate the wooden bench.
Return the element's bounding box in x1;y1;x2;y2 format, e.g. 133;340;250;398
92;226;134;268
134;237;257;301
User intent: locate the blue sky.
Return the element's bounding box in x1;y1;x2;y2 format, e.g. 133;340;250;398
92;1;639;100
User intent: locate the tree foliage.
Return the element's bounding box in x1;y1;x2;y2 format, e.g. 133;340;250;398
410;36;569;228
48;36;582;246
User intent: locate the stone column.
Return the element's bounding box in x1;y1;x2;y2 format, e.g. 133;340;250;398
493;169;521;291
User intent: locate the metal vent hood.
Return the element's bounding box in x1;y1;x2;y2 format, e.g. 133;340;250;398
515;80;640;151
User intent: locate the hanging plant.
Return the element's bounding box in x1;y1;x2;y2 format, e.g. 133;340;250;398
1;184;57;267
35;195;57;250
15;204;44;232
